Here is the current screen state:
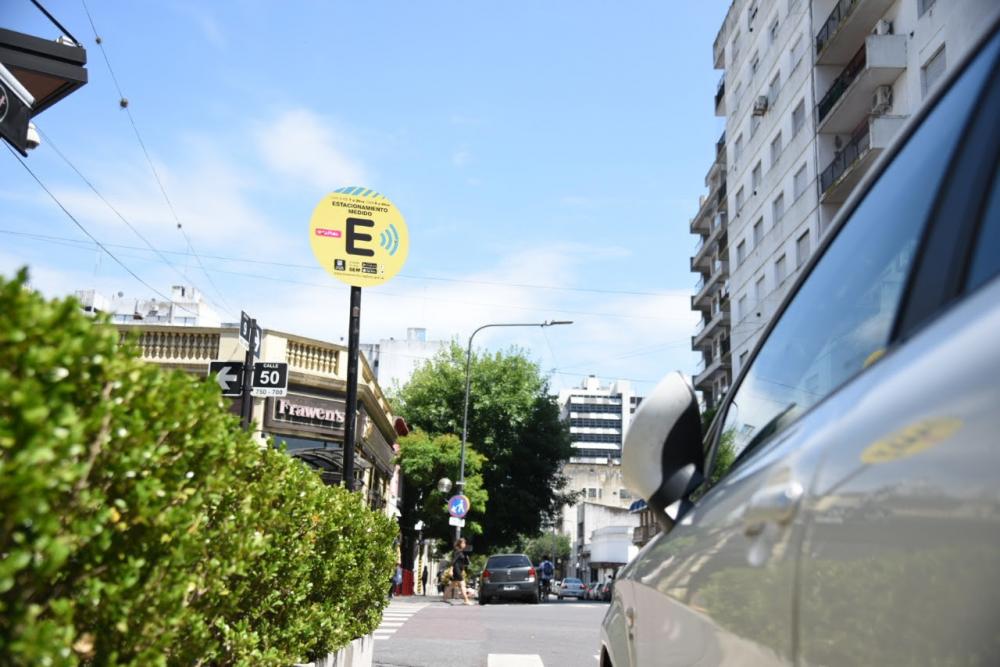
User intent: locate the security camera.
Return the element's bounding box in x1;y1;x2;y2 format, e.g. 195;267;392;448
25;123;40;151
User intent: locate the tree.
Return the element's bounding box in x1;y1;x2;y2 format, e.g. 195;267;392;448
394;343;574;553
395;430;487;568
520;533;571;565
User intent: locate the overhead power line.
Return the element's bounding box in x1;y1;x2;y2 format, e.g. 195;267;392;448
78;0;234;317
0;228;683;299
5;144;198;316
36;126;201;292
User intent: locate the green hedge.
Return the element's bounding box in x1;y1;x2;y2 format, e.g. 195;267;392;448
0;269;397;666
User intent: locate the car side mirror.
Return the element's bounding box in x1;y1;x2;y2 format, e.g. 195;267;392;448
622;371;703;530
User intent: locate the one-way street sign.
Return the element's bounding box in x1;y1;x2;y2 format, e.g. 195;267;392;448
209;361;244;397
251;362;288;397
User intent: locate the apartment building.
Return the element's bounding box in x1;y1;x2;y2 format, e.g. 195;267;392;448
554;376;643;577
702;0;997;381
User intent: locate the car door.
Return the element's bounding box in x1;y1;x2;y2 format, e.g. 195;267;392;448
620;21;1000;667
797;28;1000;665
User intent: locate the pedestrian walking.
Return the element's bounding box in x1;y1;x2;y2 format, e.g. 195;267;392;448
421;565;429;596
450;538;472;605
389;562;402;599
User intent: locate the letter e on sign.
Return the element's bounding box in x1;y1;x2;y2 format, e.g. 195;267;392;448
309;187;409;288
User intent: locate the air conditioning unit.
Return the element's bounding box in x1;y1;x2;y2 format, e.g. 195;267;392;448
873;19;893;36
752;95;769;115
872;85;893;115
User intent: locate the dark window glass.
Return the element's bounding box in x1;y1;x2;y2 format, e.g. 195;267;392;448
486;555;531;569
967;161;1000;290
714;34;996;468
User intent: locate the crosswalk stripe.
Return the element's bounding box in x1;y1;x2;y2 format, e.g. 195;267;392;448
487;655;544;667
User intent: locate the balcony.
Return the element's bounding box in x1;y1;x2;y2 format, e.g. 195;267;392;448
815;0;896;65
817;35;906;135
820;115;907;203
692;307;732;349
715;75;726;116
716;132;726;162
691;213;727;270
689;190;717;234
691;259;729;309
694;351;731;390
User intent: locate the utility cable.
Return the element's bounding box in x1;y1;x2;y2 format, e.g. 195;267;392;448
5;143;198;316
36;126;200;291
78;0;234;317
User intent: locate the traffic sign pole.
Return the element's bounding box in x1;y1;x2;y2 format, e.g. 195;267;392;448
342;286;361;491
240;317;257;430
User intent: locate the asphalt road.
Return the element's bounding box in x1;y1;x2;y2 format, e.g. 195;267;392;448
373;594;608;667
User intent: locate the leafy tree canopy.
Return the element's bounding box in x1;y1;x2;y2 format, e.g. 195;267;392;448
395;429;487;544
394;343;573;553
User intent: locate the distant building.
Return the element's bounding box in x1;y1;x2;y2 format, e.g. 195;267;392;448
573;502;639;584
554;377;644;580
359;327;449;394
75;285;221;327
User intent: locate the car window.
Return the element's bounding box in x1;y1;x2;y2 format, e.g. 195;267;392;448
712;38;997;470
486;555;530;568
563;578;581;584
967;159;1000;290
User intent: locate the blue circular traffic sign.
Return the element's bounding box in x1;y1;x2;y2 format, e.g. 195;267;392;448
448;494;471;518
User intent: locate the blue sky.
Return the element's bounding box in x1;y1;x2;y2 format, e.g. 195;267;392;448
1;1;728;395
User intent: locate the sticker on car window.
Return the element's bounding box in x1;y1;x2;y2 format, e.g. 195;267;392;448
860;418;962;464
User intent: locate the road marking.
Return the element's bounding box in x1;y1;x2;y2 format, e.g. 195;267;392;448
487;655;544;667
374;602;428;642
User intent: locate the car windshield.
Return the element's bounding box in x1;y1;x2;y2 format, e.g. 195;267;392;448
486;555;531;568
563;578;582;584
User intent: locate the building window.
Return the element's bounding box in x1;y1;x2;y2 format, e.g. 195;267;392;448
737;239;747;265
775;254;787;284
736;186;746;211
731;29;742;66
751;50;760;77
792;99;806;136
796;229;811;268
747;2;759;29
753;218;764;247
738;294;749;320
789;34;805;70
773;192;785;221
771;131;783;167
769;17;780;44
769;71;781;104
750;113;761;138
755;274;766;304
793;163;808;200
734;133;744;164
752;161;762;191
620;488;631;500
922;46;947;98
739;350;749;369
919;0;938;17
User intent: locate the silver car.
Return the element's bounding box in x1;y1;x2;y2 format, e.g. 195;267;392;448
557;577;586;599
602;15;1000;667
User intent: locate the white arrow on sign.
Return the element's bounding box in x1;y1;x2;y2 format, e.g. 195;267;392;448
215;365;239;391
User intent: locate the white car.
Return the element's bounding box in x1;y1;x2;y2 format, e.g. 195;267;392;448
602;15;1000;667
557;577;585;599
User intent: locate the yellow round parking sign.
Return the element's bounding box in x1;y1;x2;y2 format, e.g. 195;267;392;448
309;187;409;287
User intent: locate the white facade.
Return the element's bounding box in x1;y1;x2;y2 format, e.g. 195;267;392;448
76;285;222;327
715;0;997;376
572;502;639;583
359;327;449;394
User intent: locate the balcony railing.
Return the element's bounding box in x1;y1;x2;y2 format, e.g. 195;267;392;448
816;0;861;56
717;181;728;207
817;45;866;122
715;75;726;110
820;123;871;193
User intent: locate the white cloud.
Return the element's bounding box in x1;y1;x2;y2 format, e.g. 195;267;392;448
255;109;367;190
452;148;472;168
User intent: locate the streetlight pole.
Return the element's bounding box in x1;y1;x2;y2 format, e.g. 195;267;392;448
454;320;572;540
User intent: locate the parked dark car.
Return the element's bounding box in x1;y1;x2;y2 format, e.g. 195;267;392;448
602;12;1000;667
479;553;538;605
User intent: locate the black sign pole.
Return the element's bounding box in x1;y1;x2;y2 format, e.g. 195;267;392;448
240;318;256;430
342;286;362;491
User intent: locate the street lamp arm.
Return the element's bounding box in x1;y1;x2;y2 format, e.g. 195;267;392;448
456;320;573;500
